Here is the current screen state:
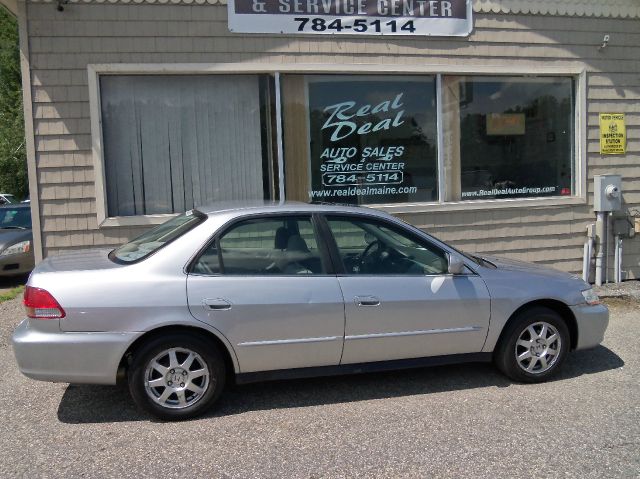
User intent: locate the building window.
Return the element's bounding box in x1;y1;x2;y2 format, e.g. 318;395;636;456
281;75;438;205
100;74;277;217
94;69;580;223
442;76;575;201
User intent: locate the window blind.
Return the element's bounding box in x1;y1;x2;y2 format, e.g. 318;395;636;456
100;75;265;216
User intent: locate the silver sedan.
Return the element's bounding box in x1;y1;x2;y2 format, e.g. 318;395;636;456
13;202;609;420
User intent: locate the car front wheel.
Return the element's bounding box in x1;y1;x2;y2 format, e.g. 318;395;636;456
495;307;570;383
128;333;226;420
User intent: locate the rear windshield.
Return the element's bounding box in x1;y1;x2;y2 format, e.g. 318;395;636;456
109;211;205;263
0;207;31;229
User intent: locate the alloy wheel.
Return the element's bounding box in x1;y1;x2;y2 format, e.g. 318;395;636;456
514;321;562;374
144;347;211;409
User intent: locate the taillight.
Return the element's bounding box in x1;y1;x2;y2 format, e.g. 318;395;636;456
23;286;66;319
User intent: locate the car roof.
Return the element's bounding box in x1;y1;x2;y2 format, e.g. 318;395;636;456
195;200;393;219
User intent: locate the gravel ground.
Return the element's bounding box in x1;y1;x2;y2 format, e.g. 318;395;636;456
1;297;638;478
595;279;640;302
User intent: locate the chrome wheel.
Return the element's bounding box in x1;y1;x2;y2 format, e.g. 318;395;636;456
144;347;210;410
514;321;562;374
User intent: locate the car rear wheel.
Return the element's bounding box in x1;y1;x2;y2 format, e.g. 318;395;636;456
495;307;570;383
128;333;226;420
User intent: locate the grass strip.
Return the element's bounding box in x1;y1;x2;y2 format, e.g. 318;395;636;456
0;285;24;303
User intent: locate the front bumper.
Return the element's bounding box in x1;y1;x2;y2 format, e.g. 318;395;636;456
0;251;34;276
12;319;141;385
570;303;610;350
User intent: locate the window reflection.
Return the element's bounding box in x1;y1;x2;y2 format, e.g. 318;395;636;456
444;76;574;201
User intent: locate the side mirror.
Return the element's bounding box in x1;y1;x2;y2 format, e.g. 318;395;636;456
447;253;465;275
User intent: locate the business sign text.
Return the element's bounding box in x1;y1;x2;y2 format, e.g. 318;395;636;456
307;78;438;204
228;0;473;36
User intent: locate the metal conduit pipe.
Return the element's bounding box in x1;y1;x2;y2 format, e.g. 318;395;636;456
582;242;589;283
595;211;606;286
619;238;623;282
582;224;595;283
620;237;623;282
605;212;610;285
614;235;622;283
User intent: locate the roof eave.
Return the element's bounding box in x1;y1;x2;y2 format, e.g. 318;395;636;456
20;0;640;19
0;0;18;16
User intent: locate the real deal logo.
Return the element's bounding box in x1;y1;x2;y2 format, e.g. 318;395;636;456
321;93;406;142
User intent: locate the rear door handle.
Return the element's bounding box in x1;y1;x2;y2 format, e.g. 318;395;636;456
354;295;380;307
203;298;232;311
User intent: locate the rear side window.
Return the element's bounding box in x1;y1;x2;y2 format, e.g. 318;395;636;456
110;211;205;263
191;216;326;276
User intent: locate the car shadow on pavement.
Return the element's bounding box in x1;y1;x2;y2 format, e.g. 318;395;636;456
0;274;28;292
57;345;624;424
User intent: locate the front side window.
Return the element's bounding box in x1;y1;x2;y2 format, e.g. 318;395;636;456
326;216;448;275
192;216;325;276
442;76;575;201
282;75;438;205
100;74;277;217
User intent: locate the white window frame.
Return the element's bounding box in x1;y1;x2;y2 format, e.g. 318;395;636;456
88;63;587;227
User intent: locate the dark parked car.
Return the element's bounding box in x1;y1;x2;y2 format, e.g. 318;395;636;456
0;204;34;276
0;193;17;205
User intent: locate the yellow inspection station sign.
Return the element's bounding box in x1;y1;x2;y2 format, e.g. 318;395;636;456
600;113;626;155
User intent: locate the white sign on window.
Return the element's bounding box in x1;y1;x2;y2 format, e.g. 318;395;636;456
306;77;439;204
227;0;473;37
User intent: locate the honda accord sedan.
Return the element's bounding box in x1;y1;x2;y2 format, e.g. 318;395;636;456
13;202;608;420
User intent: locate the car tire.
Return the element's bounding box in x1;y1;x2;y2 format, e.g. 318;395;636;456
128;333;226;420
495;307;570;383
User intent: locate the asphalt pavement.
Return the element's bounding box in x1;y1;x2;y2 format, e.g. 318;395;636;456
1;296;638;478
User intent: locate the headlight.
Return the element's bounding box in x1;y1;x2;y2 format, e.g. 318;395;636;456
0;240;31;257
581;288;601;306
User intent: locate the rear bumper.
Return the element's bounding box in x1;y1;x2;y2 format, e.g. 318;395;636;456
570;303;609;350
12;319;140;385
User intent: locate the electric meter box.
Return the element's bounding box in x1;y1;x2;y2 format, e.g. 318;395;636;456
594;174;622;212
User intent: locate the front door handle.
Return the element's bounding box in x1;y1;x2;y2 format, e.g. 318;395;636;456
203;298;232;311
354;295;380;307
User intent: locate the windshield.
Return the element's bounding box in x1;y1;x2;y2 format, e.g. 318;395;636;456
110;211;205;263
0;208;31;229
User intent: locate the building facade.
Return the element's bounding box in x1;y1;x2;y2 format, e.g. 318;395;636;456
3;0;640;278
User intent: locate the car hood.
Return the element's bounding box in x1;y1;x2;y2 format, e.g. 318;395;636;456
479;254;582;281
0;229;32;250
34;248;122;274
